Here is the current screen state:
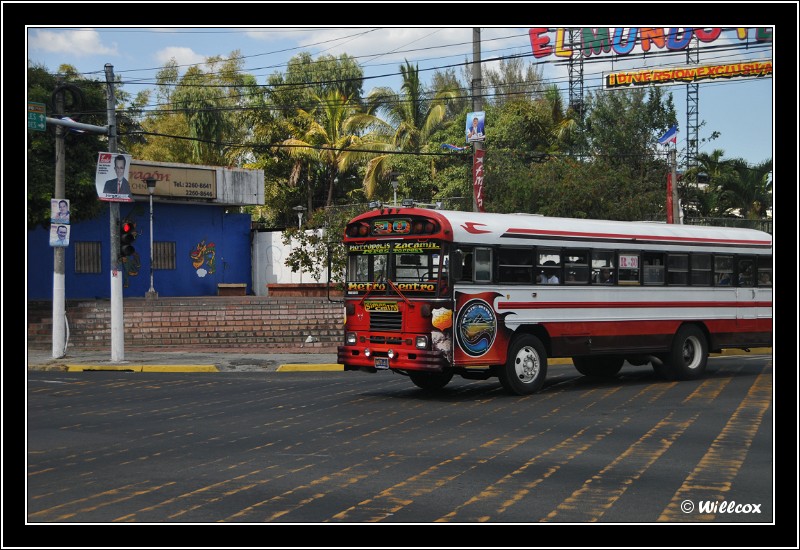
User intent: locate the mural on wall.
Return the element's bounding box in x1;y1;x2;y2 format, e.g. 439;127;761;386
190;239;216;277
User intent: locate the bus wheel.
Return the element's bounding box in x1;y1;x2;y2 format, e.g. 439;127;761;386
573;356;623;377
498;335;547;395
409;371;453;390
660;325;708;381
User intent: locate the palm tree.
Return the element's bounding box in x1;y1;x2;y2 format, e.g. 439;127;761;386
682;149;736;217
280;90;363;209
718;158;773;219
351;60;458;198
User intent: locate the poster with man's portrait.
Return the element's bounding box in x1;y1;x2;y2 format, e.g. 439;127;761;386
466;111;486;143
51;198;70;223
96;152;134;202
50;224;70;247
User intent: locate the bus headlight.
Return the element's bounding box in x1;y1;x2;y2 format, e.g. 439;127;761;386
364;348;371;357
415;336;429;349
346;332;357;345
387;349;396;359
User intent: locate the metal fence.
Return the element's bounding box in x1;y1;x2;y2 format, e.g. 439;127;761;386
683;217;773;234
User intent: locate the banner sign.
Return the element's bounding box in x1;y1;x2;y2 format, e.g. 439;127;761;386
529;27;772;59
473;148;485;213
128;162;217;200
604;60;772;89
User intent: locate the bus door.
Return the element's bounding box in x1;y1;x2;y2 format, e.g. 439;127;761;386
450;247;512;367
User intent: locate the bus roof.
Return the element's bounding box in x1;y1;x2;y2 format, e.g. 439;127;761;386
352;207;772;254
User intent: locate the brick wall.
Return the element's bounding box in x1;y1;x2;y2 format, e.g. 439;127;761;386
28;297;344;352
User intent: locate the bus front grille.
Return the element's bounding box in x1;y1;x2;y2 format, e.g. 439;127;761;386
370;311;402;331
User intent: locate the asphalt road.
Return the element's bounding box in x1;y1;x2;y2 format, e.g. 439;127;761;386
24;354;787;538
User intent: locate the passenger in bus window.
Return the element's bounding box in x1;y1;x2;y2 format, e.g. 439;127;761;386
538;261;559;284
717;272;731;285
758;272;771;286
597;268;614;284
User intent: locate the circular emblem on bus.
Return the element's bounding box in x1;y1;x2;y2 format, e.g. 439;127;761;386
455;299;497;357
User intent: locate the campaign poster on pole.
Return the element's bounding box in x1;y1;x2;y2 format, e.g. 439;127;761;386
51;198;70;223
50;224;71;247
465;111;486;143
96;152;134;202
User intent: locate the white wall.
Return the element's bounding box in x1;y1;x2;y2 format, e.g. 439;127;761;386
251;230;328;296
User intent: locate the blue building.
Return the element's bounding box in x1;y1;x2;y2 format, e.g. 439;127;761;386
28;160;264;299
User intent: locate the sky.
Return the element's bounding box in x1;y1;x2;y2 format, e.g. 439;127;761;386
26;25;775;168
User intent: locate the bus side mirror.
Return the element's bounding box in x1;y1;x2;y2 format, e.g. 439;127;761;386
451;250;463;280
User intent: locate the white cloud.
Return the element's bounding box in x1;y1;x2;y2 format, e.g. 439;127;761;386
154;46;207;68
28;29;118;57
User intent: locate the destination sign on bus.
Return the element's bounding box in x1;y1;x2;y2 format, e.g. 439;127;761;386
373;219;411;235
619;254;639;268
349;243;391;254
394;242;440;253
346;281;437;293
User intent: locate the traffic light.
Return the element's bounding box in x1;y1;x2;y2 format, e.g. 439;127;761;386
120;221;137;257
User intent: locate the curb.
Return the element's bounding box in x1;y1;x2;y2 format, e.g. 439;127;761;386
277;364;343;372
29;348;772;373
65;365;219;372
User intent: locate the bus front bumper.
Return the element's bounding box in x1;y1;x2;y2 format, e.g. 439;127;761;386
337;346;449;372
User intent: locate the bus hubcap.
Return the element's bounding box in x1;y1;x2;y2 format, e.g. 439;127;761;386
515;347;539;383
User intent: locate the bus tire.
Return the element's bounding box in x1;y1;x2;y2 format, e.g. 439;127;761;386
498;334;547;395
573;356;624;377
661;325;708;381
409;371;453;390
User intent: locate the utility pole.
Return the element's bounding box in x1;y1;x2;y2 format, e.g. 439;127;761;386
105;64;125;362
51;81;67;358
472;27;484;212
46;85;109;358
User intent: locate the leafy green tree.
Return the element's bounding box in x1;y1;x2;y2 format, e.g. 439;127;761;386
128;60;195;163
581;87;676;174
280;204;364;285
483;56;545;107
27;63;116;228
169;52;252;166
486;156;664;220
245;52;366;226
356;60;458;197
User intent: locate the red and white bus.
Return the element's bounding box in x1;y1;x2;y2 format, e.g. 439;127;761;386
336;205;773;395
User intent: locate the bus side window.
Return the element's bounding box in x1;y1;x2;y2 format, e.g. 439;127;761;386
715;255;733;286
565;250;589;284
757;256;772;287
691;254;712;286
474;247;492;283
643;253;665;285
737;258;755;286
667;254;688;285
592;250;615;284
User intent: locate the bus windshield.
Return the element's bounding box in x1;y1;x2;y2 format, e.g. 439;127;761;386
345;241;449;297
